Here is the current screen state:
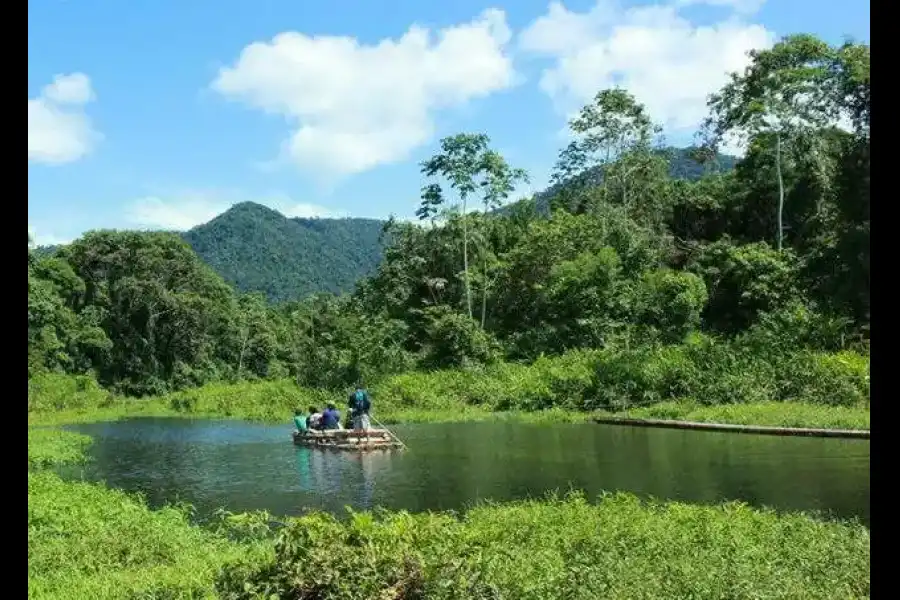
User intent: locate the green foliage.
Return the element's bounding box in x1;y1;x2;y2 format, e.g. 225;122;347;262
690;240;801;333
183;202;385;303
616;401;870;431
774;351;870;407
28;471;267;600
28;372;112;412
635;269;708;343
419;306;501;369
28;429;93;469
218;492;869;600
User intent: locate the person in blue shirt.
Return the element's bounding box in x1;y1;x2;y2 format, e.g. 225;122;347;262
348;385;372;436
320;403;342;430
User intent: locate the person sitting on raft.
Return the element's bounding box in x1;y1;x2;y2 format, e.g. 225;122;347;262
348;385;372;432
307;406;323;431
293;408;308;433
320;403;342;430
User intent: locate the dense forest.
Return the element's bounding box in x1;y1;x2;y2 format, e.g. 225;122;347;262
182;202;385;302
35;204;387;303
34;148;734;304
28;35;869;407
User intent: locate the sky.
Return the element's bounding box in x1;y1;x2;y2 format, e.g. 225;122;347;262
28;0;869;246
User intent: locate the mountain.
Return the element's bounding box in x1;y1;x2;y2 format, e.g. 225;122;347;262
31;147;738;303
182;202;385;303
517;146;738;215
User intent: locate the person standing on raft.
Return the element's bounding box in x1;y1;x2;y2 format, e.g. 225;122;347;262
349;385;372;436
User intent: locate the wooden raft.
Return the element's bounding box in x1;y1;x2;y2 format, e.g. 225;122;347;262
292;429;404;450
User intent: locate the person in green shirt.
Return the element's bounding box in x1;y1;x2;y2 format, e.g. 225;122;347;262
293;408;308;433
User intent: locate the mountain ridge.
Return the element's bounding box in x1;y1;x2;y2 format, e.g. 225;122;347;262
32;146;737;303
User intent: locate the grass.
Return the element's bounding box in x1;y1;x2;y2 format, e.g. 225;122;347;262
605;400;871;431
26;374;595;428
219;492;870;600
28;471;272;600
28;428;94;468
29;373;869;433
28;337;870;432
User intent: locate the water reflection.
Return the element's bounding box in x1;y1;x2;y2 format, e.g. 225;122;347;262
62;418;869;525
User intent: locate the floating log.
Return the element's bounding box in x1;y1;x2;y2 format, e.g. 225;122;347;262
292;429;404;450
592;416;870;439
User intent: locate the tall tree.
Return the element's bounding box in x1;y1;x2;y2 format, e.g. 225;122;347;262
418;134;526;324
703;34;852;251
551;88;661;215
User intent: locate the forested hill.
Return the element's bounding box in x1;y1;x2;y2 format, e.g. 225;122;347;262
31;146;735;303
179;147;735;301
182;202;385;303
522;146;738;214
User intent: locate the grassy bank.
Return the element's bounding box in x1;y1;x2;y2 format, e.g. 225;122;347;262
27;429;270;600
221;493;869;600
28;428;93;468
29;340;870;430
29;429;870;599
26;372;594;427
29;472;272;600
604;400;871;431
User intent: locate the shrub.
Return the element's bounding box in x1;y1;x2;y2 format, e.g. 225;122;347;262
216;492;870;600
636;269;708;343
774;351;870;406
420;306;502;369
690;240;801;334
28;372;112;412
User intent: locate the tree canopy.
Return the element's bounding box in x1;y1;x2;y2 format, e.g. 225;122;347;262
29;33;869;399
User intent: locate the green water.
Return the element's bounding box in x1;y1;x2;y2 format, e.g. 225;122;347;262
61;418;869;524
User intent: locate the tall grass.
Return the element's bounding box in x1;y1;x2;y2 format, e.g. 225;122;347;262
218;491;870;600
612;400;871;430
28;429;93;468
28;472;272;600
28;336;870;430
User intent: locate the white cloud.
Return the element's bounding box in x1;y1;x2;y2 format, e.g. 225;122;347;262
520;1;774;136
28;73;101;164
126;192;341;231
673;0;766;16
211;9;516;177
43;72;94;105
128;196;229;231
282;202;346;219
28;225;72;247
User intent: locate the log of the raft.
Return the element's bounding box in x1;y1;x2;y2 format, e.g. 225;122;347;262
592;416;870;439
292;429;403;450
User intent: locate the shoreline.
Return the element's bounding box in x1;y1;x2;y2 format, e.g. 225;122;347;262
29;401;870;434
593;416;870;439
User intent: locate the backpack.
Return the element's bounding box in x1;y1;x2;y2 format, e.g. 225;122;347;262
353;389;370;412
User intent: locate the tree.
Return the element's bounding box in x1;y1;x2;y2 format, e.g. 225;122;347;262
418;134;527;325
551;88;663;215
60;231;241;394
703;35;855;251
689;240;801;334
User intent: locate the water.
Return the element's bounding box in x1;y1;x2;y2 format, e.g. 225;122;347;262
60;418;870;525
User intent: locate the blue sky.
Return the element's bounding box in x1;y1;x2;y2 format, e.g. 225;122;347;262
28;0;869;245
